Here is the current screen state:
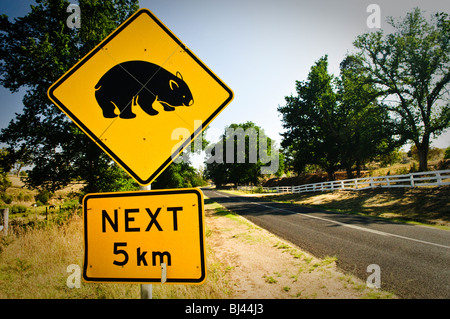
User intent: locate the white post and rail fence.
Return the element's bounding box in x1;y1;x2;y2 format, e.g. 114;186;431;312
237;169;450;194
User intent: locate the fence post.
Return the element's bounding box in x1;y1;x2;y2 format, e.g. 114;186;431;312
354;179;358;190
410;174;415;188
436;172;442;186
370;177;374;189
1;208;9;236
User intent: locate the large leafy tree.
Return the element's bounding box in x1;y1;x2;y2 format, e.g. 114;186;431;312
279;55;396;179
279;56;340;180
0;0;139;193
354;8;450;171
0;148;12;196
205;122;283;187
337;55;398;177
152;161;207;189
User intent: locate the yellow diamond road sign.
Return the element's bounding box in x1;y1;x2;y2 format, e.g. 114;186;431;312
48;8;233;185
82;188;206;284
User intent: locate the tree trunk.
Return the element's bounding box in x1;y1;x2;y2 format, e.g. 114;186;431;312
356;161;362;178
16;163;23;177
417;146;428;172
345;165;354;179
84;141;102;193
415;132;430;172
326;168;336;181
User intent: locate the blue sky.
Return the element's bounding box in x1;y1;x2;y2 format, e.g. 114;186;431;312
1;0;449;168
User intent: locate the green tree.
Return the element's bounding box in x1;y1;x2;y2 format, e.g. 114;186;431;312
409;145;444;162
444;146;450;159
0;148;13;175
354;8;450;171
152;161;206;189
445;146;450;159
151;128;209;189
204;151;228;187
0;148;12;200
279;55;396;179
377;148;403;167
0;0;139;193
205;122;283;187
279;56;340;180
337;55;397;177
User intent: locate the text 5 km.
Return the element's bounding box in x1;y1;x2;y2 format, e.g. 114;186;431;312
112;242;172;267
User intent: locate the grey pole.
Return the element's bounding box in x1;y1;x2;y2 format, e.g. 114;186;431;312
139;184;152;299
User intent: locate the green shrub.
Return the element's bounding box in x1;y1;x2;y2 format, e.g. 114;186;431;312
445;146;450;160
35;190;53;205
0;173;11;193
1;193;12;204
11;204;27;214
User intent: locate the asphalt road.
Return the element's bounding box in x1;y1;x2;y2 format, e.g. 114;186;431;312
202;188;450;299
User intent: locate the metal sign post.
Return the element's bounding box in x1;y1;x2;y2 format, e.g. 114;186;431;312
52;8;216;298
139;184;152;299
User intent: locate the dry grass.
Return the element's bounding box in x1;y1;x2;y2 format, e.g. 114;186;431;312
0;200;398;299
0;206;231;299
0;215;139;298
2;175;84;209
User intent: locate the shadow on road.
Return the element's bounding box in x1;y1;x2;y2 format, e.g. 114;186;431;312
202;189;413;229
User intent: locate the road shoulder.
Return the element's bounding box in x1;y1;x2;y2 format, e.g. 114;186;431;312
205;201;397;299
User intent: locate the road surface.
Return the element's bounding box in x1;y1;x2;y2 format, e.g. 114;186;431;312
202;188;450;298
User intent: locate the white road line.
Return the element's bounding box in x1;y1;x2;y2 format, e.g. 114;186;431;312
252;202;450;249
210;191;450;250
212;191;231;197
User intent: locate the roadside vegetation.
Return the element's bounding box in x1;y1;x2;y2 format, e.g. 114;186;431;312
0;2;447;300
227;156;450;230
0;200;231;299
0;184;396;299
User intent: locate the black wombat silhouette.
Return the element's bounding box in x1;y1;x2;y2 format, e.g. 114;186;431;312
94;61;194;119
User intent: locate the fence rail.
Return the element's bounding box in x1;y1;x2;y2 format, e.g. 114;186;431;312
237;170;450;194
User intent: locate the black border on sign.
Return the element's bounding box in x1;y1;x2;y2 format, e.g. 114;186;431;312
82;188;206;284
48;9;233;185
